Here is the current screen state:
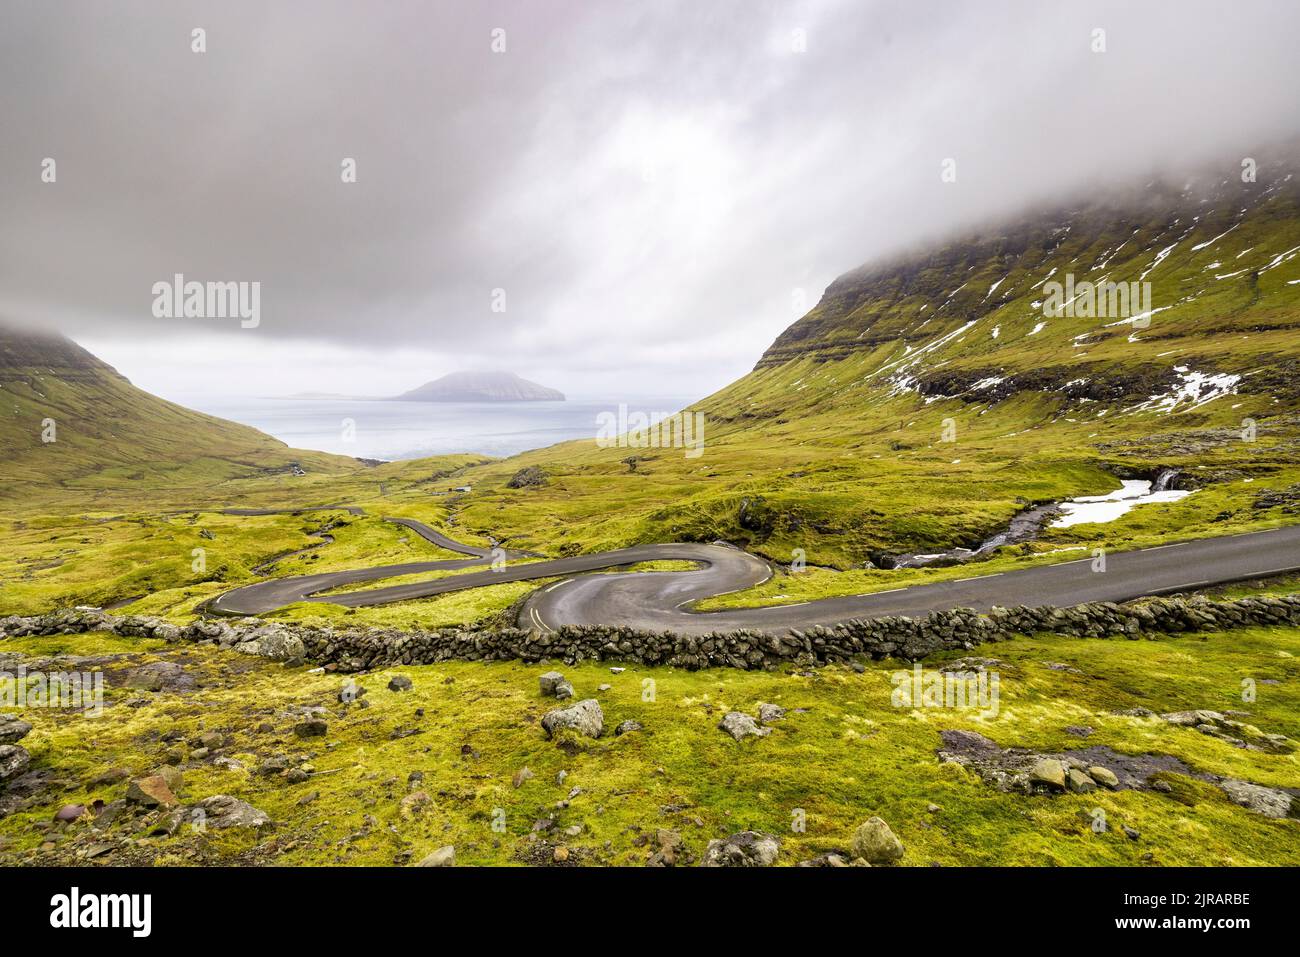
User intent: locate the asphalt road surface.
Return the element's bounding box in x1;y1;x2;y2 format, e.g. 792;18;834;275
208;513;1300;636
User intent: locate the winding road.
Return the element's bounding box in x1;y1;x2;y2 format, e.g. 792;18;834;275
206;509;1300;636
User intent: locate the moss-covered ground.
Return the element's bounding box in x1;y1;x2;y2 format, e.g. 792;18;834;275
2;619;1296;866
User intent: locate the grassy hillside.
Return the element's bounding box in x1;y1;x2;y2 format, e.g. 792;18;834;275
0;324;360;511
435;158;1300;598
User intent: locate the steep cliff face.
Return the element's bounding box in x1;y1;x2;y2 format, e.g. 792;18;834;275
395;370;564;402
754;162;1300;407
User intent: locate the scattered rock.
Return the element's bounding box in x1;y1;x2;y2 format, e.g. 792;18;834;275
614;720;643;736
0;745;31;783
1218;779;1297;819
388;675;413;692
851;817;904;865
538;671;574;700
416;845;455;867
191;794;272;829
541;699;604;739
89;767;129;787
701;830;780;867
512;767;535;788
400;791;432;818
294;719;328;738
717;711;770;741
1066;768;1098;793
125;775;177;808
339;681;367;703
756;702;786;725
0;714;32;745
506;466;548;489
53;803;86;823
1088;766;1120;789
1028;758;1067;791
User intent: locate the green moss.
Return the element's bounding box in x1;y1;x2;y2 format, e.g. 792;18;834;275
3;623;1297;866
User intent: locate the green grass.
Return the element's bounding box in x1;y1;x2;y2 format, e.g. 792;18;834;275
3;622;1296;866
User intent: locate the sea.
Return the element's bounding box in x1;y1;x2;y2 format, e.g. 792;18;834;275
173;394;698;461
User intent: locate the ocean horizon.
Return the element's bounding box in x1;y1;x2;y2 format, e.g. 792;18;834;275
171;393;699;461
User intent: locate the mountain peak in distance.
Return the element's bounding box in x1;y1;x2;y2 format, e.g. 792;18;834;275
394;370;565;402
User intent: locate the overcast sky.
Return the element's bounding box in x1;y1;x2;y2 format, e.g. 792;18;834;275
2;0;1298;401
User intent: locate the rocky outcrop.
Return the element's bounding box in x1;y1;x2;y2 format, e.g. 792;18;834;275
701;831;780;867
4;593;1299;672
507;466;548;489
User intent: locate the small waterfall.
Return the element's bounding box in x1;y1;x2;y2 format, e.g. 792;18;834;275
1152;468;1181;492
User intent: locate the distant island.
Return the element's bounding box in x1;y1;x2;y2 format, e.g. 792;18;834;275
393;370;565;402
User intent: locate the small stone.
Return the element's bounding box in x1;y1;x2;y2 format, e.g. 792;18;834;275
1088;766;1119;789
552;845;570;863
388;675;413;692
284;768;310;784
1123;826;1141;841
717;711;770;742
538;671;567;696
1066;768;1097;794
614;720;643;736
756;702;786;724
125;775;177;808
512;767;535;788
400;791;432;818
1028;758;1067;790
338;682;366;703
541;699;604;739
597;684;612;692
191;794;272;829
0;745;31;782
197;731;224;750
701;831;780;867
294;719;328;738
851;817;904;865
0;714;33;745
89;768;129;787
416;845;455;867
54;804;86;823
297;791;320;806
610;667;625;674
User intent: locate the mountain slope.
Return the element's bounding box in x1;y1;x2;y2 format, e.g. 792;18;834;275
0;323;357;508
395;370;564;402
447;155;1300;576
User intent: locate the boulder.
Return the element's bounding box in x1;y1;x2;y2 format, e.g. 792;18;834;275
1218;779;1297;819
538;671;573;699
191;795;272;829
1087;766;1119;789
541;699;603;739
1066;768;1097;794
506;466;548;489
851;817;904;864
416;845;456;867
0;714;32;745
1028;758;1067;790
717;711;770;742
0;745;31;783
125;775;178;808
701;831;780;867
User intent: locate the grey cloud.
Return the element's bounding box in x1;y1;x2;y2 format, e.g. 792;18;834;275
1;0;1297;397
